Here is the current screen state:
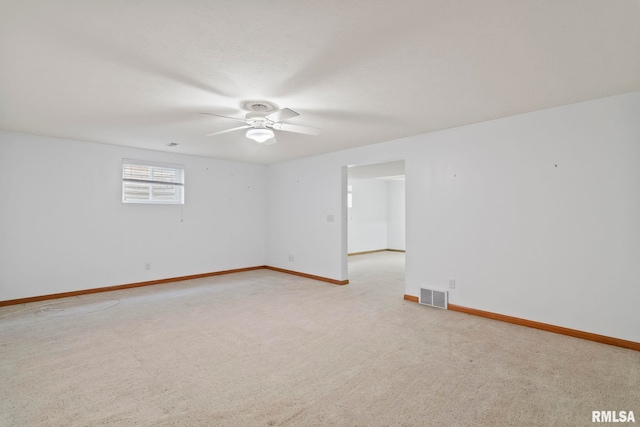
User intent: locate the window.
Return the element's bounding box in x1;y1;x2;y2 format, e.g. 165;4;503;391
122;159;184;204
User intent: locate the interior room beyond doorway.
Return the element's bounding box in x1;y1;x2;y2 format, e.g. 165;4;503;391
347;160;405;255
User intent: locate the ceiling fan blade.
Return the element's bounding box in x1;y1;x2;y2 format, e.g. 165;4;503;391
206;125;250;136
265;107;299;123
262;135;278;145
200;112;247;123
272;122;321;135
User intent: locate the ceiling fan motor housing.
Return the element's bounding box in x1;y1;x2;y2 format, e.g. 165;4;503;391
245;111;271;128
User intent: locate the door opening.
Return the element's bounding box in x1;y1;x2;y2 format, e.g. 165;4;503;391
344;160;405;288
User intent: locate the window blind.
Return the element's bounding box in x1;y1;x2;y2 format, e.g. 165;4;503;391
122;159;184;204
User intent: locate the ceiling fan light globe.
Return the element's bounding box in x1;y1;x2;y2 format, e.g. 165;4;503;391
246;128;274;143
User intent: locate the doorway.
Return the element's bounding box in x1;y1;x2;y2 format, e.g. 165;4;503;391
344;160;405;286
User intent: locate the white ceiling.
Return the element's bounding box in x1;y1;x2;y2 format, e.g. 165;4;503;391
1;1;639;165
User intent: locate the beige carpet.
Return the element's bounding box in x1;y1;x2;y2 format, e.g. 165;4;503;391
1;252;638;426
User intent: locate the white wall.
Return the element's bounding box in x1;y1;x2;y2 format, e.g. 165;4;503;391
266;91;640;342
348;179;388;253
265;157;346;280
347;179;405;253
386;180;405;251
0;131;266;301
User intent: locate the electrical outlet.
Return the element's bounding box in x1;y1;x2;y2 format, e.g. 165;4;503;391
448;279;455;289
288;255;294;262
145;262;151;270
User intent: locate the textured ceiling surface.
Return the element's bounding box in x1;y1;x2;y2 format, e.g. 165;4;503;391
1;1;639;164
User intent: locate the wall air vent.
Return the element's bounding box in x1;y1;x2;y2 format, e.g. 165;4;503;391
419;287;448;309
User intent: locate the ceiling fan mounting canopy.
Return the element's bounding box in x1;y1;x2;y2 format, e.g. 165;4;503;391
242;100;277;113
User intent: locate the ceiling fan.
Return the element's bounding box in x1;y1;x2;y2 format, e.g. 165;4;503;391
200;101;320;145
